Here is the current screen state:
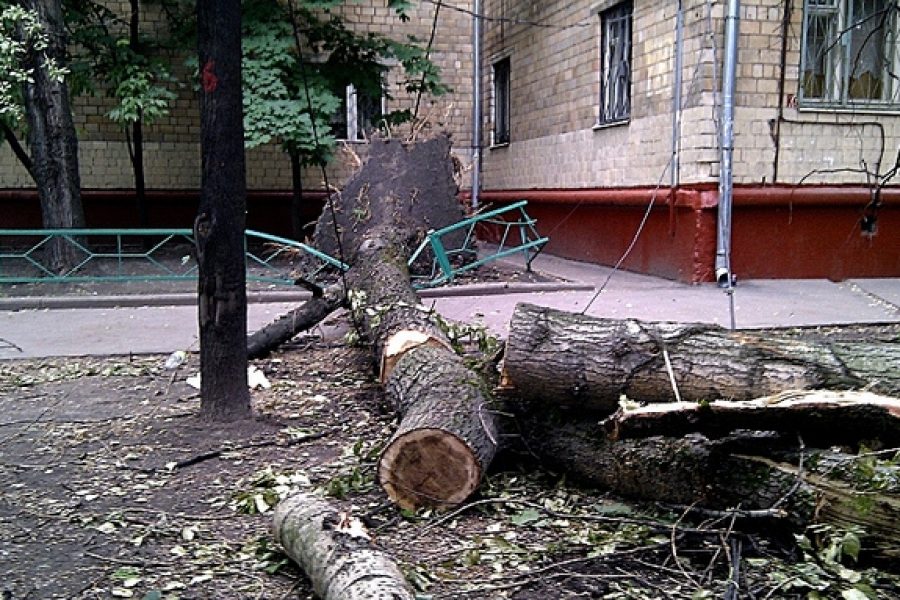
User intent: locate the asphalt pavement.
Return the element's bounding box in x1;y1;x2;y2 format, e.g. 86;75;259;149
1;248;898;359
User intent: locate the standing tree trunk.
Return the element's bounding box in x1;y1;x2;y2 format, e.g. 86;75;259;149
129;0;148;231
20;0;85;272
289;150;305;240
195;0;251;421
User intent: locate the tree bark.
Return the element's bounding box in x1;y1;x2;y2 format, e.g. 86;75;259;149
502;303;900;413
516;415;900;560
345;223;498;510
273;493;415;600
129;0;148;231
603;390;900;447
330;137;498;510
246;287;343;359
195;0;251;421
20;0;85;272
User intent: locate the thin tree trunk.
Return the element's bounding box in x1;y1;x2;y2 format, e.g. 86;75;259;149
20;0;85;272
195;0;251;421
246;287;343;359
129;0;148;231
502;303;900;413
290;150;304;239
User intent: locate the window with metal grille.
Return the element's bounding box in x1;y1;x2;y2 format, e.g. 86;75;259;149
331;83;385;141
599;2;632;124
800;0;900;107
493;57;511;145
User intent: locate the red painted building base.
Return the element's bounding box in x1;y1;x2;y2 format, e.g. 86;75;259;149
477;185;900;283
3;185;898;282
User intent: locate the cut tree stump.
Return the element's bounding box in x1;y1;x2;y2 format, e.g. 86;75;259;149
502;303;900;413
345;220;498;510
273;493;415;600
603;389;900;447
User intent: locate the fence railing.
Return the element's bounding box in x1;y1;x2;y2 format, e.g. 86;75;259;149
0;201;547;289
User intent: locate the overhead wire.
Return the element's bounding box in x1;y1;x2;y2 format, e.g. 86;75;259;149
412;0;443;123
285;0;361;335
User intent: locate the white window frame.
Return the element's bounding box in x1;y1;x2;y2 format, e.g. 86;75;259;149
800;0;900;108
598;1;632;125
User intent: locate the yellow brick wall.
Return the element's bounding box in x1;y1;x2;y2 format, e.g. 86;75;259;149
5;0;898;192
0;1;475;190
479;0;900;189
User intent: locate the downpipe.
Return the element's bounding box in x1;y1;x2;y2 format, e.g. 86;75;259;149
715;0;740;288
471;0;483;209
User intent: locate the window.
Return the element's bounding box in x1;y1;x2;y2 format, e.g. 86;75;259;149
331;83;385;141
800;0;900;107
599;2;632;124
492;57;511;145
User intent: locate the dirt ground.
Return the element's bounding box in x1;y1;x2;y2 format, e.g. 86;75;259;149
2;322;899;600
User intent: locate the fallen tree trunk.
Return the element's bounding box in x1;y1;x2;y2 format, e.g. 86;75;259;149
603;390;900;447
515;415;900;560
346;223;498;510
247;287;344;359
273;493;415;600
317;136;497;510
502;303;900;413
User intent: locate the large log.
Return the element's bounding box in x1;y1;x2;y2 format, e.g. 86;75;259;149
502;303;900;413
515;414;900;560
273;493;415;600
603;390;900;447
333;136;498;510
346;227;498;510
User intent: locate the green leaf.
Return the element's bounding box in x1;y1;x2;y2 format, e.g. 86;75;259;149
141;592;162;600
841;531;861;562
841;589;871;600
509;508;541;526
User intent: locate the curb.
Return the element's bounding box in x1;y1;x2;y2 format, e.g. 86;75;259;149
0;281;592;311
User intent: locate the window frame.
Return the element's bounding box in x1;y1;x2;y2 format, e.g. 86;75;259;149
598;1;633;125
332;82;387;142
492;56;511;146
799;0;900;109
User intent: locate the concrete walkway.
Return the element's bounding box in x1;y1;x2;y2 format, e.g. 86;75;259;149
1;249;898;359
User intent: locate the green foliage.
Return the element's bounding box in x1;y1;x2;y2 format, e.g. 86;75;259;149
242;0;338;163
107;63;178;125
0;4;69;126
242;0;447;167
62;1;180;128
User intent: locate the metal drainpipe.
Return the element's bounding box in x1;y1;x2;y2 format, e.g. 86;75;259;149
671;0;684;189
715;0;740;288
471;0;483;209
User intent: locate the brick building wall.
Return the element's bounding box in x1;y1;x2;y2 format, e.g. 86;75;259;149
480;0;900;190
0;1;475;191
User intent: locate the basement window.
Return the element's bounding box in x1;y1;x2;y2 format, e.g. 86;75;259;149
800;0;900;108
492;57;511;145
598;1;632;124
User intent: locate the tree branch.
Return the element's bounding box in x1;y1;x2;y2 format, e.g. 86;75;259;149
1;122;35;181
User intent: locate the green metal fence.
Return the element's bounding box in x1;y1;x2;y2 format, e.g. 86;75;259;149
0;201;547;289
